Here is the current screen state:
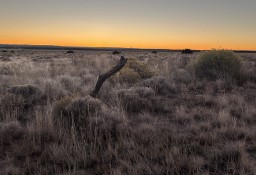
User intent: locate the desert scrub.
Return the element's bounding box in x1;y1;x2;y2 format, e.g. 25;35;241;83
112;58;153;84
0;121;25;145
140;76;177;95
194;50;242;81
52;95;104;131
117;87;155;112
112;67;140;84
0;93;25;121
7;84;45;106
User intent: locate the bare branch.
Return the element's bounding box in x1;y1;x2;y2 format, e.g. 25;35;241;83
90;56;128;98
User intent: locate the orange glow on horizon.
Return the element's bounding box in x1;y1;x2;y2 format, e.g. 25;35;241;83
1;39;255;51
1;1;256;51
1;19;255;51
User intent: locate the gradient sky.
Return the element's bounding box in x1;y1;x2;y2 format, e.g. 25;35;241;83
0;0;256;50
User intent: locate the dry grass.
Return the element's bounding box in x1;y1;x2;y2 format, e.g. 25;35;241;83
0;49;256;174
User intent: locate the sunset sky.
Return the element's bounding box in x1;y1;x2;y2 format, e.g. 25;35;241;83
0;0;256;50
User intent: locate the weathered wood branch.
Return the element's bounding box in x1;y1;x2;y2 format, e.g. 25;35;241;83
90;56;128;98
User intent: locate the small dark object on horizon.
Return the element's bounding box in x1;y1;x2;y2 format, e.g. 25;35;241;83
2;50;8;53
182;49;193;54
112;51;121;55
67;50;74;54
152;51;158;54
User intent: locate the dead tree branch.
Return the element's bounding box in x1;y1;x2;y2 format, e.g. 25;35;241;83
90;56;128;98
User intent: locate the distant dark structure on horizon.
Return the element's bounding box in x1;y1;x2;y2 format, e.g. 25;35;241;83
182;49;193;54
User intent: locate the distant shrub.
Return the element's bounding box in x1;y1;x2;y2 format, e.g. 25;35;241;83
112;58;153;84
112;51;121;55
182;49;193;54
67;50;74;54
152;51;158;54
194;50;242;81
2;50;8;53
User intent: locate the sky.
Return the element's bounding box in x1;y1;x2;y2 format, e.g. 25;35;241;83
0;0;256;50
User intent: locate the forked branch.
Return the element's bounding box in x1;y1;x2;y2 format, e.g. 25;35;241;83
90;56;128;98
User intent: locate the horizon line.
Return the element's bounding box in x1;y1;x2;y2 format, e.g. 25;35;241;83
0;43;256;52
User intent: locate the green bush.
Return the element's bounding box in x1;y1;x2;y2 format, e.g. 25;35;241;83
194;50;242;81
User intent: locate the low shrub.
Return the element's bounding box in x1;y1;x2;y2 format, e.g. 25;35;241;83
7;84;45;106
0;94;25;121
0;121;25;145
140;76;177;95
173;68;192;83
194;50;242;81
52;96;104;131
127;58;153;79
113;58;153;84
117;87;155;112
0;65;15;75
112;67;140;84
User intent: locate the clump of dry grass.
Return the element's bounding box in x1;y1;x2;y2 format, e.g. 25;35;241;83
0;121;25;145
0;93;25;121
112;58;153;84
140;75;177;95
7;84;44;105
53;95;105;131
117;87;155;112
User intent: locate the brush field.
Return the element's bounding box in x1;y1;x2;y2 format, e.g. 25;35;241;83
0;49;256;175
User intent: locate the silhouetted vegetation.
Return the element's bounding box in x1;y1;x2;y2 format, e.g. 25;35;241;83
112;50;121;54
182;48;193;54
66;50;74;54
152;51;158;54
